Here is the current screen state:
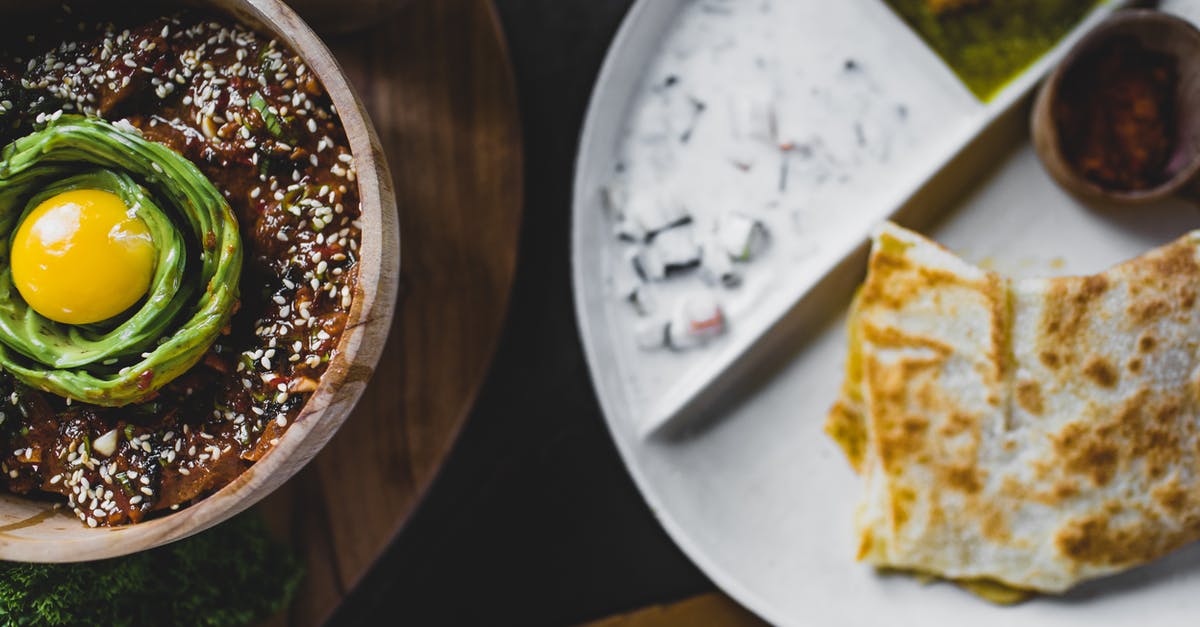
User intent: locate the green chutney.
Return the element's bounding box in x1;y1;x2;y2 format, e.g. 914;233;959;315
884;0;1107;101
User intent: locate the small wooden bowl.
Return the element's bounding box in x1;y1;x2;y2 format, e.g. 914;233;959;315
282;0;410;34
1031;9;1200;204
0;0;399;561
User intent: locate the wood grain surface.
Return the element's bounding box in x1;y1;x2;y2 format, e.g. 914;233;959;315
582;593;766;627
258;0;523;624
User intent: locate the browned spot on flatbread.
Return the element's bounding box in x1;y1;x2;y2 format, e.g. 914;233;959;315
858;253;909;308
999;474;1079;507
1050;389;1188;490
1041;275;1108;339
1129;299;1170;323
1055;516;1133;566
980;507;1011;542
1083;357;1118;388
941;465;984;494
1155;402;1182;425
1144;402;1183;479
891;486;917;530
1077;444;1118;486
1123;396;1182;474
1153;480;1189;516
860;325;955;475
1054;421;1118;486
1128;357;1142;374
937;411;975;438
1152;238;1200;277
927;499;946;530
1180;287;1197;309
877;413;932;475
865;350;937;473
825;401;866;473
1082;274;1109;297
1139;334;1157;352
916;379;938;411
856;530;876;561
1037;276;1111;376
1016;380;1044;415
1054;481;1080;501
860;323;953;355
1054;507;1194;568
859;241;989;312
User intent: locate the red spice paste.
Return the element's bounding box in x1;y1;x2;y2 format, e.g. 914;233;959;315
1054;36;1178;191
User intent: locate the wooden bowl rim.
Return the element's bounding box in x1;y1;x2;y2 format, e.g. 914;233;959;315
1032;9;1200;204
0;0;400;561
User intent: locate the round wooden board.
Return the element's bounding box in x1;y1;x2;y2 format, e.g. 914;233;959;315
257;0;523;624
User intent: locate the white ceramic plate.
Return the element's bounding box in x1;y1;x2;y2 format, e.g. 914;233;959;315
572;1;1200;625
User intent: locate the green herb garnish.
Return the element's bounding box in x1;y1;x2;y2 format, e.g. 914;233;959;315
249;92;284;139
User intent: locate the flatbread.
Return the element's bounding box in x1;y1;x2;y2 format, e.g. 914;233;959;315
827;221;1200;596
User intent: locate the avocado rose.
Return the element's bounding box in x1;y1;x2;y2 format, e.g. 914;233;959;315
0;115;242;406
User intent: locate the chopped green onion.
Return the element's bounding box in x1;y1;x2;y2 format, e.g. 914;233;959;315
249;92;284;138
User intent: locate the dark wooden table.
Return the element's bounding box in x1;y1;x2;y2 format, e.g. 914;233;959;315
323;1;747;624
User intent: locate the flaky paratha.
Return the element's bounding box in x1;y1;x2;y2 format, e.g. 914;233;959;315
828;222;1200;598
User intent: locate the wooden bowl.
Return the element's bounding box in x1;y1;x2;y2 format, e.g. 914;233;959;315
1031;9;1200;204
0;0;399;561
281;0;410;34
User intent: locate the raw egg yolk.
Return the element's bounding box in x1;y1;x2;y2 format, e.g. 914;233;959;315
11;189;155;325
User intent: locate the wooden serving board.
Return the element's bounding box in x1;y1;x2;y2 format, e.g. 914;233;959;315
258;0;523;624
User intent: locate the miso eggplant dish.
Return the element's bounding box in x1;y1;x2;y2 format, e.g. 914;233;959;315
0;7;360;527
